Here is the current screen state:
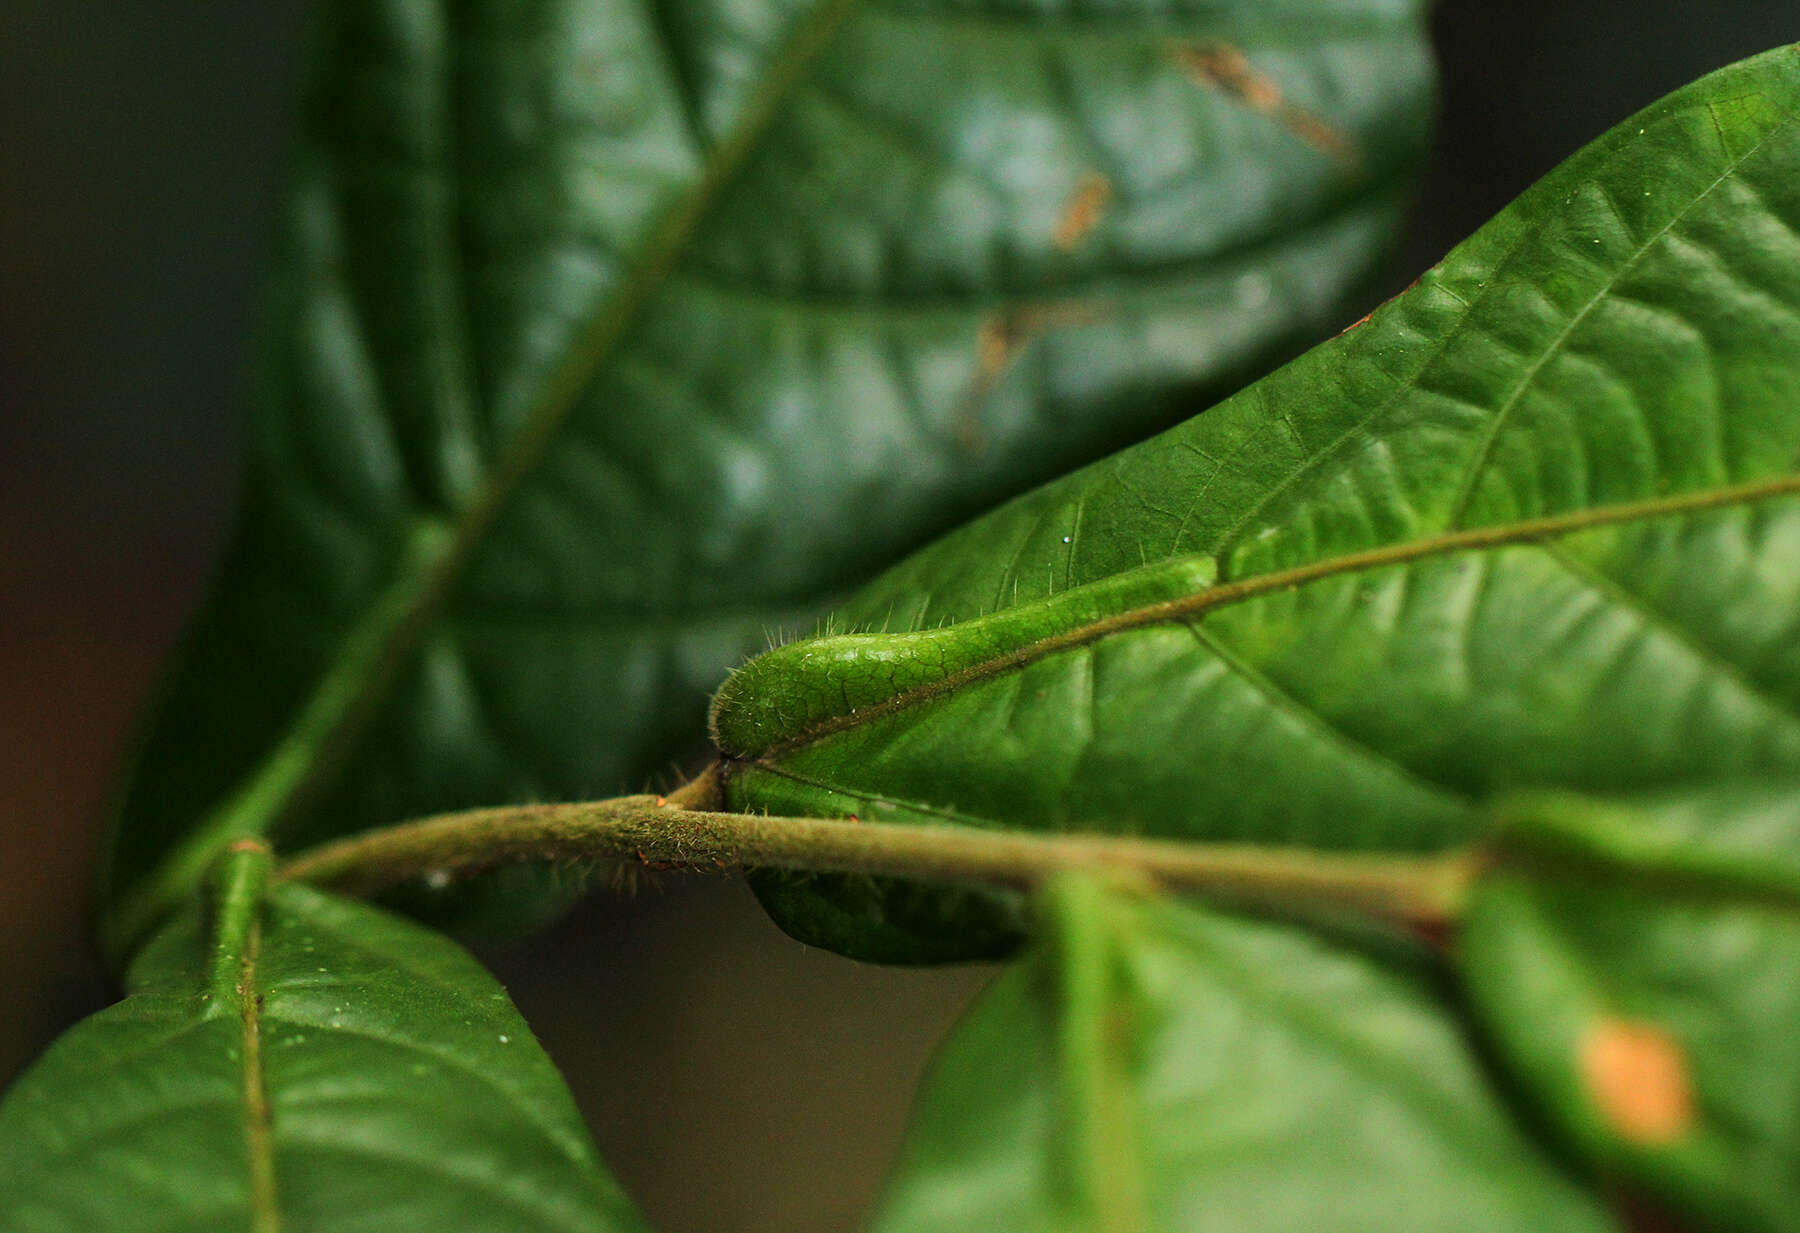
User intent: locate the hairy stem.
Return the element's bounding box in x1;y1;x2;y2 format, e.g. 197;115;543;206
277;776;1478;930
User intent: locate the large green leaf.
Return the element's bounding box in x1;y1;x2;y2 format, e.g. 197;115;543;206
0;850;645;1232
1463;785;1800;1233
101;0;1433;954
870;876;1616;1233
713;44;1800;960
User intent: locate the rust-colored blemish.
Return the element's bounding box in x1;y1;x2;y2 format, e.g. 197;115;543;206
960;299;1110;454
975;315;1018;385
1052;173;1113;251
1185;44;1283;110
1580;1018;1694;1145
977;300;1108;380
1335;277;1421;336
1174;42;1360;167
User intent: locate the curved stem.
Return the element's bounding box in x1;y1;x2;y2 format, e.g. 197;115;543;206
276;785;1480;930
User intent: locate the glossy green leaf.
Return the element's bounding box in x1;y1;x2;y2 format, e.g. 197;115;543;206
0;852;645;1232
1463;784;1800;1233
101;0;1434;953
871;876;1616;1233
714;45;1800;960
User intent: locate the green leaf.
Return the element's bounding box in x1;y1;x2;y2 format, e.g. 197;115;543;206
101;0;1434;954
871;876;1617;1233
713;44;1800;960
1462;784;1800;1233
0;849;645;1233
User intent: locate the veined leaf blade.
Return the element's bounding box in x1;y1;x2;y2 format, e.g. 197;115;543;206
714;45;1800;960
871;878;1618;1233
0;878;646;1232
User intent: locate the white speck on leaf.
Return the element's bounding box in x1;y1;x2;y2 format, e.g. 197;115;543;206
1234;273;1271;309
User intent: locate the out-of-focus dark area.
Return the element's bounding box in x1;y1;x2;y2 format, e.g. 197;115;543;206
2;3;1796;1230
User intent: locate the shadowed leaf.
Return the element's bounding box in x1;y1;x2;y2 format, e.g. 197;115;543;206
873;877;1618;1233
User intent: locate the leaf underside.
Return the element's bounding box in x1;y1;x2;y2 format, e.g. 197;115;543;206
101;0;1434;952
0;878;644;1233
873;878;1618;1233
714;45;1800;962
1466;784;1800;1233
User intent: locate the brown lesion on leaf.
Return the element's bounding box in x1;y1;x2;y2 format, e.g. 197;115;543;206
1580;1018;1695;1146
1336;277;1420;336
1053;173;1114;251
1172;42;1361;168
958;299;1111;454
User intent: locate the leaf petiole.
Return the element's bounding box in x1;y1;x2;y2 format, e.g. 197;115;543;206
276;768;1480;934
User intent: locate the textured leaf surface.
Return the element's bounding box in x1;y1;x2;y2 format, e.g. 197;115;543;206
1464;785;1800;1233
714;45;1800;960
102;0;1433;950
0;868;644;1232
871;876;1616;1233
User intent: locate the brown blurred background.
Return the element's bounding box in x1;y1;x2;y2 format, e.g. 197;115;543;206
3;3;1797;1230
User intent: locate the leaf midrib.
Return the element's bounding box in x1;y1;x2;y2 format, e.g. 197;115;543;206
352;0;873;753
744;471;1800;761
239;915;279;1233
1050;885;1144;1233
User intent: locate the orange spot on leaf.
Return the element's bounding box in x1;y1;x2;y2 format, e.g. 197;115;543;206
975;315;1018;384
1174;42;1360;167
961;299;1110;454
1335;277;1421;336
1580;1019;1694;1145
1178;43;1284;111
1052;173;1113;251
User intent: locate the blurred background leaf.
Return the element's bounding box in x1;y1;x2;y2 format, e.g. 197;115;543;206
96;0;1434;954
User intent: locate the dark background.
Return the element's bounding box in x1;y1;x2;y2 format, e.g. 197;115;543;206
3;4;1797;1230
